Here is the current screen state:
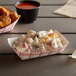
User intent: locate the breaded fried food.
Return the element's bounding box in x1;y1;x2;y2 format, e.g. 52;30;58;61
3;6;12;14
10;12;19;23
0;6;10;16
0;6;19;29
0;6;11;28
0;22;4;29
0;15;11;27
4;7;19;23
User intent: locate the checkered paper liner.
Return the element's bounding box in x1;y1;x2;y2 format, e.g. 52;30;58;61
0;16;20;33
8;30;69;60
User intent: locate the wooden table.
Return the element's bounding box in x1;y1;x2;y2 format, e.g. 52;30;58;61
0;0;76;76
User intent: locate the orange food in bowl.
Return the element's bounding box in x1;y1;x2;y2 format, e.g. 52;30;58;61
16;3;37;9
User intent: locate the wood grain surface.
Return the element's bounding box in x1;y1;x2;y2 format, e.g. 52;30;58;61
0;55;75;76
0;0;68;4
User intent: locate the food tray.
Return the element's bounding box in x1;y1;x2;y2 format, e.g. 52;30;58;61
8;30;69;60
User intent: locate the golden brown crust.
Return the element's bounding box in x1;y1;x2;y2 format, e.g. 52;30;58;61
10;12;19;23
0;6;19;29
0;15;11;27
0;22;4;28
3;6;13;13
0;6;10;16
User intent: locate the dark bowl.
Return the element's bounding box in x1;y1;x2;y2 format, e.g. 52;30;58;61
15;0;40;23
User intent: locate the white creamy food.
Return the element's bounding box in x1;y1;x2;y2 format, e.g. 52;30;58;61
12;29;63;53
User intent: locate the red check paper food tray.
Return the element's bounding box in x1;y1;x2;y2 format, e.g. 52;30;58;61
8;30;69;60
0;16;20;33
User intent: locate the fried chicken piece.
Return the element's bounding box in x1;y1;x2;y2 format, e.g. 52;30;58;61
4;7;19;22
3;6;12;14
0;6;19;29
0;6;11;28
0;22;4;28
10;12;19;23
0;6;10;16
0;15;11;27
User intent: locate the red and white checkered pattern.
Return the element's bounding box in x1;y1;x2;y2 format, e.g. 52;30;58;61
0;16;20;33
14;45;67;60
